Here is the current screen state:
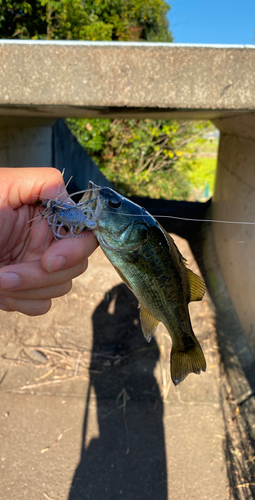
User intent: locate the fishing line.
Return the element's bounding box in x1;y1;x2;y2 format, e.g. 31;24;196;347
69;187;255;226
154;215;255;225
98;210;255;226
35;183;255;227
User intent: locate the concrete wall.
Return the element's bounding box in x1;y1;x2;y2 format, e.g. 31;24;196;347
212;113;255;356
0;117;111;191
0;118;54;167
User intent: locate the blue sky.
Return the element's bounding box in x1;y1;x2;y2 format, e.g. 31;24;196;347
167;0;255;45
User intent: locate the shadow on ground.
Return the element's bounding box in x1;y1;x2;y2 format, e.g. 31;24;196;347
68;284;167;500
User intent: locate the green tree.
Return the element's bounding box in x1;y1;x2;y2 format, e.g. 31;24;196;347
0;0;172;41
67;118;214;199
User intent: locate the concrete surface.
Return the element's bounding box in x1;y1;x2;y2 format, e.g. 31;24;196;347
211;114;255;357
0;120;54;168
201;223;255;498
0;118;111;192
0;41;254;118
0;236;227;500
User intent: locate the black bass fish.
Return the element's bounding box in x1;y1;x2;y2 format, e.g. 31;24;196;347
81;184;206;386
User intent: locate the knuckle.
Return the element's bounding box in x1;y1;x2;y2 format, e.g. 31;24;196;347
31;299;52;316
63;280;72;295
80;259;88;274
57;280;72;297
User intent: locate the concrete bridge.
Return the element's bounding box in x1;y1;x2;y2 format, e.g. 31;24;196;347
1;40;254;353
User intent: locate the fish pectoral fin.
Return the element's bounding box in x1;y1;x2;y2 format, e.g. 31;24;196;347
170;339;206;386
187;268;206;302
139;306;160;343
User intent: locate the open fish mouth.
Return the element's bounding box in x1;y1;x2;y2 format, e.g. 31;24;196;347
80;181;100;206
77;181;103;227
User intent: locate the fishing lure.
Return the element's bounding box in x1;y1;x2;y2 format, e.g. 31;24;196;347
37;196;97;240
34;172;97;240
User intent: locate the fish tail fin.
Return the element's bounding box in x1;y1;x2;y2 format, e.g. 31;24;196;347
170;339;206;386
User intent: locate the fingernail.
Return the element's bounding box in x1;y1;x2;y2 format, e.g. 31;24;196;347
47;256;67;273
0;273;20;290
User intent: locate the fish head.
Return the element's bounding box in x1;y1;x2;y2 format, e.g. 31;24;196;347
92;186;153;250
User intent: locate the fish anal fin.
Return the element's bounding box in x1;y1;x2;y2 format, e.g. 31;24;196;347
187;268;206;302
170;340;206;386
140;306;160;343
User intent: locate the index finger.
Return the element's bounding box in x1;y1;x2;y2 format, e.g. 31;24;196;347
0;167;66;209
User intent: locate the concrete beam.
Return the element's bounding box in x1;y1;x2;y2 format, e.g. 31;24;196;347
0;41;255;119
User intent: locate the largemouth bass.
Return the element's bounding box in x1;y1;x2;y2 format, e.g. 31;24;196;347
81;184;206;386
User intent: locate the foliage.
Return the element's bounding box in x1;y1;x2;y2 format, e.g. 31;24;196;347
188;157;217;201
67;118;216;199
0;0;172;41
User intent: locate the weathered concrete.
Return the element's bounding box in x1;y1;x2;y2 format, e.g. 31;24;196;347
203;222;255;404
0;118;54;167
202;222;255;496
0;41;254;119
212;114;255;357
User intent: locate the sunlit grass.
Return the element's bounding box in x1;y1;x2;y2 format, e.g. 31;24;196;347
188;157;217;201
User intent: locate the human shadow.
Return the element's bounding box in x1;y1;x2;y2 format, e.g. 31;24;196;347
68;283;167;500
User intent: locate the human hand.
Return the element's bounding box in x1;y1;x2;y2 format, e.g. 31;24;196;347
0;168;98;315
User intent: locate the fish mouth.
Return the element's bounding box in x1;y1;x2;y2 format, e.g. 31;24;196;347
79;181;100;211
88;180;100;195
79;181;104;227
82;181;99;202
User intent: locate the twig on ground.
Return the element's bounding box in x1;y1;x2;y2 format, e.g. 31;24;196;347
116;388;130;455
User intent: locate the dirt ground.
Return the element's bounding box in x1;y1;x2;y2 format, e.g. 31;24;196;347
0;234;228;500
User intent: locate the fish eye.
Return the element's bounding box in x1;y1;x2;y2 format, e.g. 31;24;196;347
108;199;122;208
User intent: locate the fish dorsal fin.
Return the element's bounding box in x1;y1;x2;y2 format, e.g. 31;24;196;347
187;268;206;302
159;222;205;302
139;306;160;343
